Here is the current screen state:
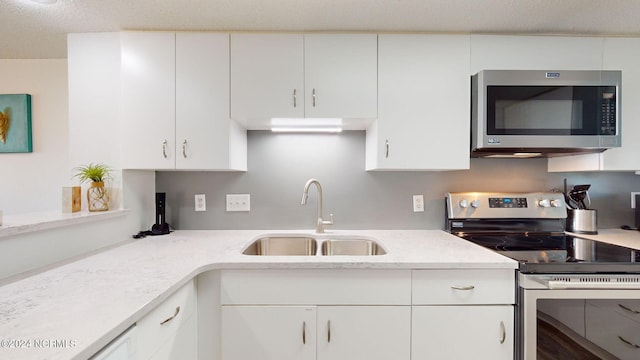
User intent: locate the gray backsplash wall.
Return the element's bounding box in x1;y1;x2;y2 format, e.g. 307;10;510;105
156;131;640;231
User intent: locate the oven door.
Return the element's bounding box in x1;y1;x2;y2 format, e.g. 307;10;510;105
518;274;640;360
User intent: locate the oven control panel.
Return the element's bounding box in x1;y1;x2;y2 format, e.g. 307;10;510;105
489;197;527;208
447;192;567;219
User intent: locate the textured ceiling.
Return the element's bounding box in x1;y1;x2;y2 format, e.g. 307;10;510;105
3;0;640;59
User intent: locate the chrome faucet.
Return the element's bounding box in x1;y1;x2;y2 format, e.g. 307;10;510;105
301;178;334;233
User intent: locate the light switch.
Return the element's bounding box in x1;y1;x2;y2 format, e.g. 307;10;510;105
227;194;251;212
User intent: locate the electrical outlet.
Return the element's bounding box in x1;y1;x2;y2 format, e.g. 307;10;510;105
195;194;206;212
413;194;424;212
226;194;250;212
632;192;640;208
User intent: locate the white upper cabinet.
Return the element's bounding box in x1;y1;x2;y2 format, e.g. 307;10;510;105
121;32;176;170
303;34;378;119
175;32;246;171
230;33;377;128
230;34;305;122
548;37;640;172
470;35;604;74
367;34;470;170
121;32;246;171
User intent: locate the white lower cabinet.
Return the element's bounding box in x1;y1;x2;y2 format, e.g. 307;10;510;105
412;305;514;360
219;269;412;360
137;280;197;360
412;269;515;360
221;305;410;360
221;306;316;360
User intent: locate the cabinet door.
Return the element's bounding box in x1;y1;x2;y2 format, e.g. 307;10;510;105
317;306;410;360
230;34;304;124
221;306;316;360
150;314;197;360
548;37;640;172
470;35;603;74
176;33;244;170
368;34;470;170
412;306;514;360
121;32;176;169
304;34;378;119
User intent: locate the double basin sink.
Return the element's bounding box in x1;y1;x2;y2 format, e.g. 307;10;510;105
242;235;386;256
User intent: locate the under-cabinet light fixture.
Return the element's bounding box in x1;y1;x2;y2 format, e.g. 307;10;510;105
271;127;343;133
270;118;343;133
486;153;543;159
30;0;58;4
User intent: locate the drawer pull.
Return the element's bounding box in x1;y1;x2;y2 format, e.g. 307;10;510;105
327;320;331;343
451;285;475;291
499;321;506;344
385;139;389;159
159;306;180;325
293;89;297;108
302;321;307;344
619;304;640;314
312;88;316;107
618;335;640;349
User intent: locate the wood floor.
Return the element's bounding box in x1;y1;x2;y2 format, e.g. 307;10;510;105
537;318;606;360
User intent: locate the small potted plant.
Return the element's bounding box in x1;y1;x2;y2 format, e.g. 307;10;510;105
73;163;112;212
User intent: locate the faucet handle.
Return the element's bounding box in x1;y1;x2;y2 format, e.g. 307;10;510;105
323;213;334;226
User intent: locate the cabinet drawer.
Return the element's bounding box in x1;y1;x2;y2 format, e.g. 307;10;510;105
220;269;411;305
587;299;640;324
586;303;640;360
412;269;515;305
137;280;196;360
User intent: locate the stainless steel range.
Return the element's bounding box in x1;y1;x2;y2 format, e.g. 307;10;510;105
446;192;640;360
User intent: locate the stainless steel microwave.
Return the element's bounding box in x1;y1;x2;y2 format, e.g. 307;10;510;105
471;70;622;158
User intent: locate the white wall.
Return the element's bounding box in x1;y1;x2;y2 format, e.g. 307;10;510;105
0;59;69;214
0;54;155;281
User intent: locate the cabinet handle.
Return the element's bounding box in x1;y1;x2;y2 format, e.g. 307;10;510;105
499;321;506;344
619;304;640;314
385;139;389;158
312;88;316;107
451;285;475;291
618;335;640;349
302;321;306;344
327;320;331;343
293;89;297;108
159;306;180;325
162;140;168;159
182;140;187;158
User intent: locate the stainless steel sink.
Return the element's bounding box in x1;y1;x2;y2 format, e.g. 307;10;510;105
320;239;387;256
242;236;318;256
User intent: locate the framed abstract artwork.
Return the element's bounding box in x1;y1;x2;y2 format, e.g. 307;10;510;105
0;94;32;153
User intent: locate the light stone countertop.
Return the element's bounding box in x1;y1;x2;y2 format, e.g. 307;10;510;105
0;229;517;360
566;228;640;250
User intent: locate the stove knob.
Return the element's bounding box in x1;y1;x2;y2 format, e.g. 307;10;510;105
470;200;480;208
459;199;469;208
550;199;562;208
538;199;551;208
